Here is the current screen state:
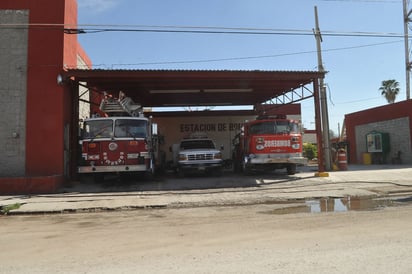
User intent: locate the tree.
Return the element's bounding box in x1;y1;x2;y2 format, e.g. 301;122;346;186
379;79;400;104
303;143;317;160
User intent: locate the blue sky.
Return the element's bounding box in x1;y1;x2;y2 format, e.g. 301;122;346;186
77;0;407;134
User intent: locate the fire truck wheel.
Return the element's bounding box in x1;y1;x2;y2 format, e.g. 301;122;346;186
145;170;154;180
145;168;155;181
213;167;223;177
287;164;297;175
145;159;156;180
177;168;185;178
242;162;253;175
233;160;241;173
93;173;104;183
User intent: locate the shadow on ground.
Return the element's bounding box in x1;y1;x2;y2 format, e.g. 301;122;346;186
62;169;308;194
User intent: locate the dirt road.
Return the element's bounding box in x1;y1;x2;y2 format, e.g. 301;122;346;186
1;203;412;273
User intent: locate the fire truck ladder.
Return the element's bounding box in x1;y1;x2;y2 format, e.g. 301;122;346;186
100;96;142;117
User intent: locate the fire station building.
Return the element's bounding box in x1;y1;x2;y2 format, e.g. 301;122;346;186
2;0;409;195
1;0;326;195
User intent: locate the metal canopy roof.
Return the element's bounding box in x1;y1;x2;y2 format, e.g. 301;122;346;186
63;69;325;108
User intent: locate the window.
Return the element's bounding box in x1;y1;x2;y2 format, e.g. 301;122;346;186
249;121;299;135
114;119;148;138
83;120;113;139
180;140;216;150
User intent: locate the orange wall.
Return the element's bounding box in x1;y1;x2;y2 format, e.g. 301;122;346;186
0;0;86;190
1;0;64;176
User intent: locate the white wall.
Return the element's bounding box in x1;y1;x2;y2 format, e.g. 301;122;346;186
153;113;301;161
76;55;90;120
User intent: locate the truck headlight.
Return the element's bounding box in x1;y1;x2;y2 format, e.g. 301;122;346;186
127;153;140;159
179;154;187;161
256;144;264;150
214;152;222;159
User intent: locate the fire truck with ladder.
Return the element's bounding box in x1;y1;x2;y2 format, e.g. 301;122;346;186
78;91;160;181
232;115;307;175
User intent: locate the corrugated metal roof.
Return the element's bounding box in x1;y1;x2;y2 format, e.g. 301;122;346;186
70;68;322;73
63;69;324;108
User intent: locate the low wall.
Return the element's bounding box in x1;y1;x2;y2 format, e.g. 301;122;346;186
0;175;64;195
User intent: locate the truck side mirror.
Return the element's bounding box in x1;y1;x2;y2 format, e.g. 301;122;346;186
152;123;158;135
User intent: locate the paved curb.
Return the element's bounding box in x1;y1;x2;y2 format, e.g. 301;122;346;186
1;165;412;215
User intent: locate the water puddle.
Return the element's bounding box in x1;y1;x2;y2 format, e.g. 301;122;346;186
305;196;393;213
262;196;411;215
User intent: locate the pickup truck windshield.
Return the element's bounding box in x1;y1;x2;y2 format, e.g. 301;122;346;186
180;140;215;150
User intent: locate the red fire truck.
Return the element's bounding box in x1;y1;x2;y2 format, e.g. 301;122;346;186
78;92;160;181
232;115;307;175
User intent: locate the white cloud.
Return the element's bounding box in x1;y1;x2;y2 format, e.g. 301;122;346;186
78;0;118;14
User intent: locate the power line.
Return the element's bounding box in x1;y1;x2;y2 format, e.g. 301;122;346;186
68;27;406;38
336;96;382;104
1;23;404;68
0;23;406;38
320;0;400;3
87;40;403;68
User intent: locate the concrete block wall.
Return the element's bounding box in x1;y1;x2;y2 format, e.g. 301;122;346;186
77;55;90;120
355;117;411;164
0;10;28;176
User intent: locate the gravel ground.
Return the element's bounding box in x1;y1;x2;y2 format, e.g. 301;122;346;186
1;203;412;274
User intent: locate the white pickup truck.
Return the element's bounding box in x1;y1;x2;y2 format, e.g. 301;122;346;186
175;138;223;176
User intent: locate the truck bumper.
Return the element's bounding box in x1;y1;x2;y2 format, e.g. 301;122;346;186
179;164;222;170
247;154;308;166
178;162;223;172
78;164;148;173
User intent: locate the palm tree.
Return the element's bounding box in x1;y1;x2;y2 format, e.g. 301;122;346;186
379;79;400;104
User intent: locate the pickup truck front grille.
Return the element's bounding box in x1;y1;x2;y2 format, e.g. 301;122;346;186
187;153;214;161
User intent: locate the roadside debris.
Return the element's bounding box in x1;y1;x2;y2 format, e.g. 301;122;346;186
0;203;25;215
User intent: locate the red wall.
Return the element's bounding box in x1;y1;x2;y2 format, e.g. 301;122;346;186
0;0;88;194
345;100;412;164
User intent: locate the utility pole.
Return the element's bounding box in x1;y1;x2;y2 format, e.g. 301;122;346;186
314;6;332;171
403;0;411;100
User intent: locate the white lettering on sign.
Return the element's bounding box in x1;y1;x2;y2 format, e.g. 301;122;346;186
180;123;243;132
264;140;291;148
